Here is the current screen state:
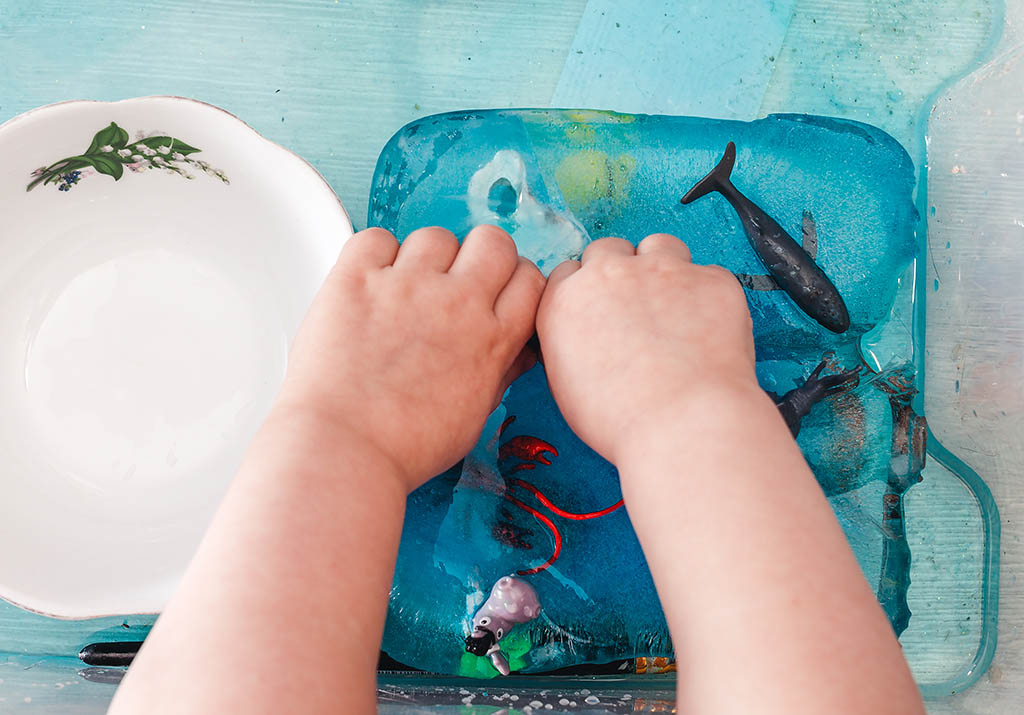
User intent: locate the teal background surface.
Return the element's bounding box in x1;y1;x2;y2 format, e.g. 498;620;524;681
1;0;589;229
1;0;1021;712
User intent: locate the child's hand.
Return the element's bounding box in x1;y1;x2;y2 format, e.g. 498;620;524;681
276;225;544;491
536;234;760;464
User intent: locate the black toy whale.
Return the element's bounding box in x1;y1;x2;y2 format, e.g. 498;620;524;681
681;142;851;333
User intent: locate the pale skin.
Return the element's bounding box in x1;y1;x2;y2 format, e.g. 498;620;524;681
108;226;924;715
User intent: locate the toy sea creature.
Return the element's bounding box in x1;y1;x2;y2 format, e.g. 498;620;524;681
769;360;861;437
464;575;542;675
681;142;851;333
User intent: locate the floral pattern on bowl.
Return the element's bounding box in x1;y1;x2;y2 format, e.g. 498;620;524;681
27;121;228;192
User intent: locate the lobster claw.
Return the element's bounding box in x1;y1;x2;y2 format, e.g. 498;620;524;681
499;435;559;471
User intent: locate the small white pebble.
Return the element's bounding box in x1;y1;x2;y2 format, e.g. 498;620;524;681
585;695;600;705
559;698;570;706
530;700;544;709
510;694;519;701
461;696;474;705
580;689;591;695
545;705;553;711
622;693;632;700
459;688;470;695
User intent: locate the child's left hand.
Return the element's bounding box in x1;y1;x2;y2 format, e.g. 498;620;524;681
275;225;545;492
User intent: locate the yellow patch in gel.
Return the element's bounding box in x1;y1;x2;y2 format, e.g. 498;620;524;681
555;150;636;214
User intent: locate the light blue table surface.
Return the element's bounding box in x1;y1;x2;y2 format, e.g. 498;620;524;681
2;1;1022;712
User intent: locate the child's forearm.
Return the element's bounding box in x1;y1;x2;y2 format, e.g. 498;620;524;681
108;225;543;715
108;407;406;714
618;385;924;715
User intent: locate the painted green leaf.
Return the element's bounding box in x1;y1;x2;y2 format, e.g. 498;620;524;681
130;136;201;156
85;122;130;153
54;158;92;174
89;154;125;180
169;139;201;155
26;158;93;191
28;124;213;191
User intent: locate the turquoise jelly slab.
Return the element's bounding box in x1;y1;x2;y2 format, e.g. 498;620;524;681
369;109;933;677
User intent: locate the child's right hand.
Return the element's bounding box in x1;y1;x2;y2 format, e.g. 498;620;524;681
541;234;926;715
536;234;763;465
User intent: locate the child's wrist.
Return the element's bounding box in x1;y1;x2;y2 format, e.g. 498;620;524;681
614;379;775;482
256;399;415;493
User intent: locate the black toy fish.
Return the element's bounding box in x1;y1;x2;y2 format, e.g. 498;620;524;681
681;142;851;333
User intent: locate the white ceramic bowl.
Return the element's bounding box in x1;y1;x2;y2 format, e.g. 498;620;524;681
0;97;352;617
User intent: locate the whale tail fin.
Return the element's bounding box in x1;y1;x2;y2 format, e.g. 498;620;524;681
681;141;736;204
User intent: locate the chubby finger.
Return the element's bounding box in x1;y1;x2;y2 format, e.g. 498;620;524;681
545;259;581;290
339;227;400;268
393;226;460;271
536;260;578;342
449;224;520;297
494;256;545;333
636;232;692;261
581;236;636;265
